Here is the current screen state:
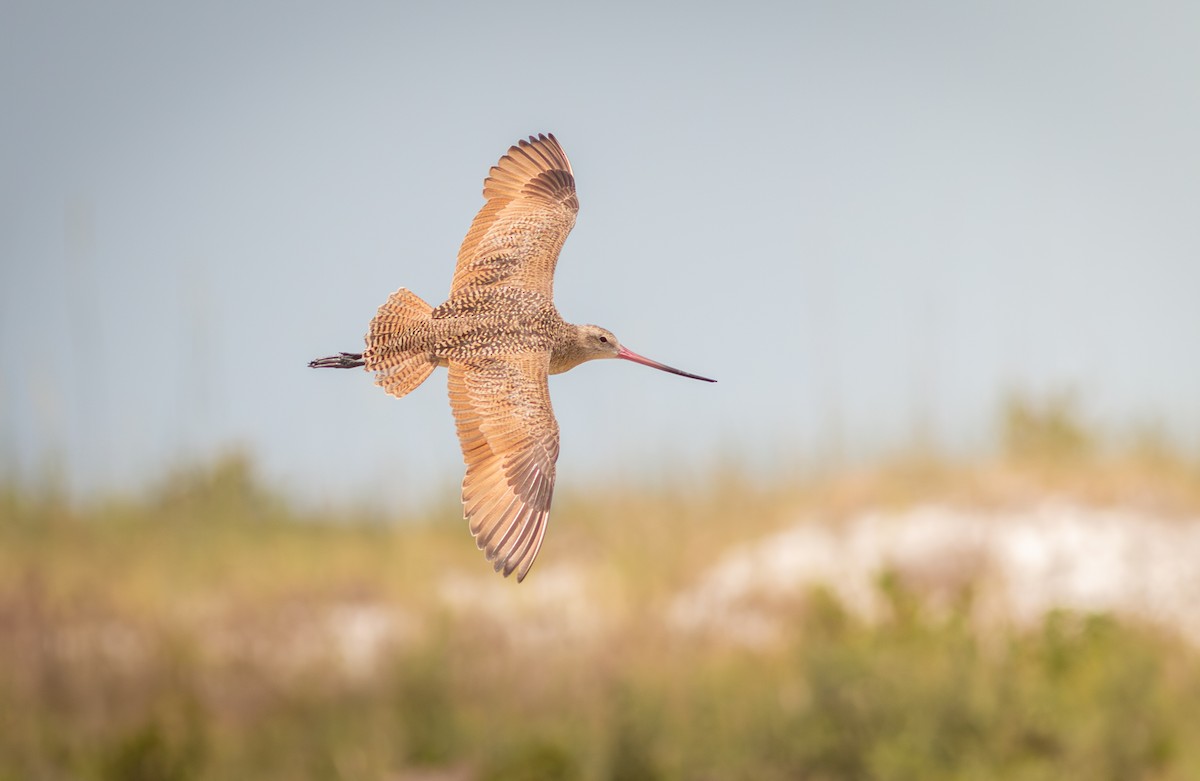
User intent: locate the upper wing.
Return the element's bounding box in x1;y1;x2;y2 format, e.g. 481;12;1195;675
447;352;561;581
450;134;579;299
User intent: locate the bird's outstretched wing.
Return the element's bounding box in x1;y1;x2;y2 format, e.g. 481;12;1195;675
450;134;579;299
447;352;560;581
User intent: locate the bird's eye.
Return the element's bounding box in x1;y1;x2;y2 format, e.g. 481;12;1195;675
599;336;608;343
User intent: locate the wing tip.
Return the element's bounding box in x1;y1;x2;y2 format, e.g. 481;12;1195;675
464;503;549;584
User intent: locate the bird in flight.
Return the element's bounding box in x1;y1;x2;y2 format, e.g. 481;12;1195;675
310;133;715;581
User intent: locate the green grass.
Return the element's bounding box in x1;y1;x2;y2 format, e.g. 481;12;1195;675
3;425;1200;780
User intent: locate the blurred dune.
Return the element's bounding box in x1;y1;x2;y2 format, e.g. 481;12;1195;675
4;429;1200;779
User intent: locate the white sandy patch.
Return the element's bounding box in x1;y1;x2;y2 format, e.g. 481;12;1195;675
669;500;1200;647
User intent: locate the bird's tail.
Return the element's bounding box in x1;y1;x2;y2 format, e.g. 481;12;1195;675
363;287;438;399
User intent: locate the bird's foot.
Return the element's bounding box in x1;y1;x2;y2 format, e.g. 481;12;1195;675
308;352;365;369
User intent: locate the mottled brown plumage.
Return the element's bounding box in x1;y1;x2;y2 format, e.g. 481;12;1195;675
310;133;714;581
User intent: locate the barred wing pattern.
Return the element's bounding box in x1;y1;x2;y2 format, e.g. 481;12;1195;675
447;353;560;581
450;134;579;299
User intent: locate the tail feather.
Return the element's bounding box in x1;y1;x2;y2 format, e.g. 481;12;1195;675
364;288;438;399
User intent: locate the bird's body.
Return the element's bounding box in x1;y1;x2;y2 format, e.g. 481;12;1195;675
311;134;714;581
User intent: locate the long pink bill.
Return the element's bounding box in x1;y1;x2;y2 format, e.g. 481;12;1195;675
617;346;716;383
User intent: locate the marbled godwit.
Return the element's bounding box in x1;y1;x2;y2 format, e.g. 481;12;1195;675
310;133;715;581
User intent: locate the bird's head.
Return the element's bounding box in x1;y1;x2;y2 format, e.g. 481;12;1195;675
576;324;623;359
551;324;716;382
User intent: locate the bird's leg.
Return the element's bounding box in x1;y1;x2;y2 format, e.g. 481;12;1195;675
308;352;365;369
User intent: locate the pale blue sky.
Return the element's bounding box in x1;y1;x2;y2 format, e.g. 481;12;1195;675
3;1;1198;505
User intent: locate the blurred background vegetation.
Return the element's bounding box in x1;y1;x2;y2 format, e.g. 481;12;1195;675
3;396;1200;781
